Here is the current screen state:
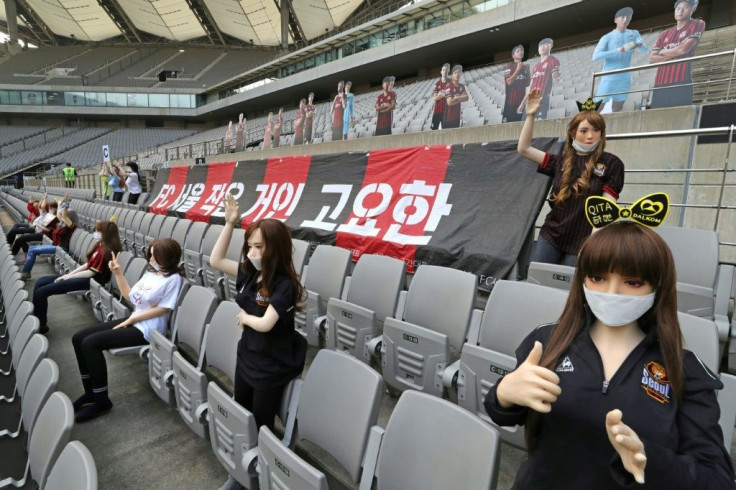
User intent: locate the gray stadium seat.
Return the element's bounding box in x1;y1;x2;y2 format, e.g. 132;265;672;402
0;316;41;388
45;441;98;490
199;224;224;296
142;214;167;256
526;261;575;291
222;227;245;301
257;349;383;490
0;357;58;439
149;285;218;406
109;257;148;321
133;212;155;257
295;245;351;347
325;254;405;363
379;265;479;397
182;221;209;285
456;280;568;448
172;300;241;438
0;329;45;404
89;251;132;322
360;390;500;490
124;210;146;254
292;238;309;278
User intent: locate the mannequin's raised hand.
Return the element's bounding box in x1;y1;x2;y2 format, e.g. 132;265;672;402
495;341;561;413
224;194;240;226
606;409;647;484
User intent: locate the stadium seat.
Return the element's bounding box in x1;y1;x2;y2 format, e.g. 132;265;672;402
0;357;58;439
295;245;351;347
182;221;210;285
257;349;383;490
526;261;575;291
45;441;98;490
378;264;479;397
0;329;45;402
325;254;405;363
142;214;166;256
172;300;241;438
456;280;568;448
0;315;40;381
359;390;501;490
124;210;146;255
148;285;218;406
108;257;148;321
292;238;309;278
89;251;132;322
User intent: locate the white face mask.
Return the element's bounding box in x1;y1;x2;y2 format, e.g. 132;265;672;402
247;252;262;271
571;139;601;154
93;232;102;242
149;259;161;272
583;285;655;327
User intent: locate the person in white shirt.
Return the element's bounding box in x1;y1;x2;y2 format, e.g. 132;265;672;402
71;238;184;423
124;161;142;205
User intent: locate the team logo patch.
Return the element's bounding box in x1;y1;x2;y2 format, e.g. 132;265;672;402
256;288;270;307
555;356;574;373
593;162;606;177
641;361;671;403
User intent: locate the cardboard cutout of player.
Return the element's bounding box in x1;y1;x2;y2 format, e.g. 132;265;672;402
375;76;397;136
235;113;246;151
521;38;561;120
593;7;648;112
294;99;306;146
444;65;469;128
389;76;397;131
342;81;354;140
273;108;283;148
649;0;705;108
224;121;234;153
431;63;453;130
503;46;530;123
304;92;315;144
263;112;273;150
331;81;345;142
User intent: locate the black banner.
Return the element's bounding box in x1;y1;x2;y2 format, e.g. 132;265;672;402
148;140;559;290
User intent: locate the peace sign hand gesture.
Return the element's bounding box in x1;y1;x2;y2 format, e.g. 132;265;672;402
224;193;240;226
109;252;121;275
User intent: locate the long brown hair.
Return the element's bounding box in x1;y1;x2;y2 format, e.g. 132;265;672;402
553;111;607;204
87;221;122;261
241;219;305;312
147;238;186;277
526;222;683;449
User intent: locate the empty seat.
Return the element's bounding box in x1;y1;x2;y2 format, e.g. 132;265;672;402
325;254;405;363
182;221;210;285
257;349;383;489
142;214;167;256
292;239;309;278
526;261;575;291
295;245;351;347
379;265;479;397
45;441;98;490
0;357;58;439
456;280;568;448
222;228;245;301
149;285;218;406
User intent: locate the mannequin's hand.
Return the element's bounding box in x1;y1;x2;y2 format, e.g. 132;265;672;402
224;194;240;225
496;341;561;412
525;88;542;116
606;409;647;484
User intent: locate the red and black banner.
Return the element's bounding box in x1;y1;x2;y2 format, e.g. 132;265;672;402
147;140;559;290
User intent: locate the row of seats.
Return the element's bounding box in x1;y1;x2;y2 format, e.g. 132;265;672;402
0;228;97;489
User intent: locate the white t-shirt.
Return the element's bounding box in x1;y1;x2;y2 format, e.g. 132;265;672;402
129;271;182;340
126;172;142;194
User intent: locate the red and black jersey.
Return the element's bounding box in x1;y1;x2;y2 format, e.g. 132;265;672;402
530;55;560;97
653;19;705;86
376;92;396;131
294;109;305;138
86;245;113;285
433;79;453;115
503;62;531;109
52;224;76;251
273;116;282;137
305;104;315;131
26;203;39;222
332;96;344;127
444;83;467;123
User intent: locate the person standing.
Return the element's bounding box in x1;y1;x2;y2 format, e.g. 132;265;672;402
431;64;453;130
520;38;561;120
331;81;345;142
342;81;354;140
109;164;124;202
304;93;315;144
593;7;648;112
375;76;397;136
444;65;469;129
263;113;273;150
273;108;283;148
649;0;705;108
502;46;530;123
293;99;306;146
124;162;142;205
63;163;76;188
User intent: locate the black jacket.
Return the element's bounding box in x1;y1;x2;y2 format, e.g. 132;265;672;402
484;323;735;489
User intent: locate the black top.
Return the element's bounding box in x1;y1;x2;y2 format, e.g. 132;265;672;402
234;268;306;390
537;151;625;254
484;323;735;490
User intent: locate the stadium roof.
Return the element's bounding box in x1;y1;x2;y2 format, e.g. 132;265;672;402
0;0;365;46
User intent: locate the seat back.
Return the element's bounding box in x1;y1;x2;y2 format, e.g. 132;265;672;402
258;427;328;490
123;258;149;292
297;350;382;482
292;239;309;277
11;318;42;394
374;391;500;490
526;262;575;291
174;285;218;353
203;301;243;379
171;218;193;246
77;235;95;264
184;220;208;252
22;357;58;437
656;227;717;289
158;216;178;240
304;245;351;304
45;441;97;490
478;281;568;352
28;392;74;489
679;311;719;372
403;265;476;350
347;254;405;323
223;228;244;299
200;225;224;290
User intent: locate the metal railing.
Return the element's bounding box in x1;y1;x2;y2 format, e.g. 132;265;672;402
591;49;736;104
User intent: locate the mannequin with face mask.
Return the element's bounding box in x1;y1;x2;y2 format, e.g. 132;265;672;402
32;221;122;334
518;92;625;266
210;194;306;490
485;220;735;489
